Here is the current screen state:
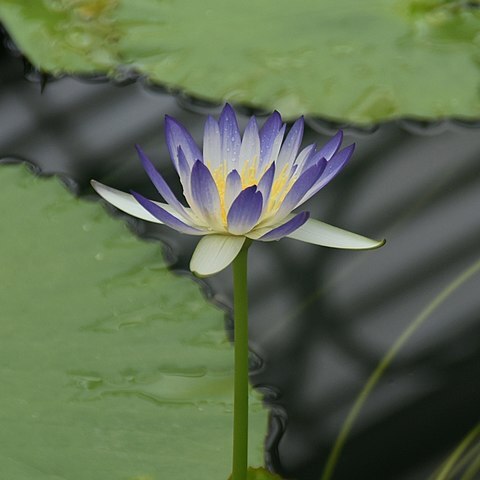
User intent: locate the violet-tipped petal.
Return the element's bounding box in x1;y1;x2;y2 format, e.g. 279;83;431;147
219;104;241;170
302;143;355;202
276;117;304;169
131;191;204;235
225;169;243;211
165;115;202;169
203;115;222;169
190;160;222;227
315;130;343;161
227;186;263;235
92;180;176;224
259;111;283;168
259;211;310;241
135;144;188;219
257;162;276;210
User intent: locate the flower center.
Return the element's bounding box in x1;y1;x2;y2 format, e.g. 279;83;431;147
209;158;298;228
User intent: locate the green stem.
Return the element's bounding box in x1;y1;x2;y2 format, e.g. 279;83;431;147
232;241;251;480
434;423;480;480
461;445;480;480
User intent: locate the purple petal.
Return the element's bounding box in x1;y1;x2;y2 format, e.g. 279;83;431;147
227;186;263;235
260;211;310;241
276;117;304;169
225;169;242;210
298;151;326;175
257;162;275;209
302;144;355;202
177;146;194;203
165;115;202;169
259;111;282;168
298;131;344;173
203;115;222;168
275;160;327;218
135;145;187;218
131;191;203;235
219;104;241;170
190;160;222;224
316;130;343;161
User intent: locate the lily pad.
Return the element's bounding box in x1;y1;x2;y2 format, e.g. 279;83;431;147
0;163;267;479
0;0;479;124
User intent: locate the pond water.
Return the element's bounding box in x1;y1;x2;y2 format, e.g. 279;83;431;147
1;35;479;480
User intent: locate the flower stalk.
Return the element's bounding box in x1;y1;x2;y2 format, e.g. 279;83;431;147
232;240;251;480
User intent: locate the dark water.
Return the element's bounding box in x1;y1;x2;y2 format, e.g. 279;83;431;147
1;34;480;480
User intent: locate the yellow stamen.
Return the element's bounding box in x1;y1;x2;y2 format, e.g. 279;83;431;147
240;155;259;188
267;164;296;214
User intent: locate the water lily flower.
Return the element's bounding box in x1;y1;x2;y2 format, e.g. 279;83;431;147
91;105;384;277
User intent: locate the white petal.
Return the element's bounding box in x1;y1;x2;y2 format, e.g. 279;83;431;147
294;144;316;171
239;117;260;167
224;170;242;211
203;116;222;168
190;235;246;277
245;229;271;240
246;222;282;240
91;180;196;225
286;217;385;249
276;117;304;170
268;125;286;166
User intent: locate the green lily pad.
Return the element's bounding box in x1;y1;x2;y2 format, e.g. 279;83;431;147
0;0;479;124
0;163;268;479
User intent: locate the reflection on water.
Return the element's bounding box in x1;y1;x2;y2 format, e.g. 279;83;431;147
1;36;480;480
